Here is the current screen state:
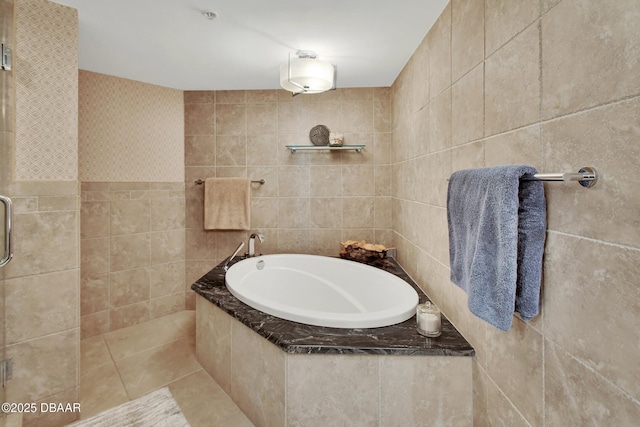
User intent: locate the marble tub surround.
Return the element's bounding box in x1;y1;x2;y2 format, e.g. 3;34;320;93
194;257;473;426
192;256;473;356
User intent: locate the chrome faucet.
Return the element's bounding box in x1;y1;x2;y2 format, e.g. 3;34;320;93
222;241;245;271
247;233;264;257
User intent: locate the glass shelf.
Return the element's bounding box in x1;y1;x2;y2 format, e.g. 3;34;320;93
285;144;365;153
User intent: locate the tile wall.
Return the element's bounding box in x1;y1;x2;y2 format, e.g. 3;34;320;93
0;6;12;416
78;71;186;338
390;0;640;425
196;296;473;426
4;182;80;427
18;0;635;424
184;88;393;307
3;1;81;426
80;182;186;338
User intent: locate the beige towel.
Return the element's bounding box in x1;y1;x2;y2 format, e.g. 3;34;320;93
204;177;251;230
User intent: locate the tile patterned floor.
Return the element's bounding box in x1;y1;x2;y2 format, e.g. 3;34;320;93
79;310;254;426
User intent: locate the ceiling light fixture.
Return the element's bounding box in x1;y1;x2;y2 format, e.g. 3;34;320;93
202;10;218;20
279;51;335;96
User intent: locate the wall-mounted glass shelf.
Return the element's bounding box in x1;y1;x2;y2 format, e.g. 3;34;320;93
286;144;365;153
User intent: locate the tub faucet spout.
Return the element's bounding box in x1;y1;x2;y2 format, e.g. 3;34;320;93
248;233;264;257
223;241;245;271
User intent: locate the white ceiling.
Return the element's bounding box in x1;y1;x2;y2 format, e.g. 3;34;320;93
50;0;449;91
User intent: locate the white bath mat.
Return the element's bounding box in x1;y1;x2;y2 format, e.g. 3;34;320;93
67;387;190;427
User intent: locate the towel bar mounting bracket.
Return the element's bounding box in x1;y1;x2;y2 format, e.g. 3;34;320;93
577;167;598;188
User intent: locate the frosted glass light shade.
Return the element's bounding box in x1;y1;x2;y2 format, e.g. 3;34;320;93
280;58;335;94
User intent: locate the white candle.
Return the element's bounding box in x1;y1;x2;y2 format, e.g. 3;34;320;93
416;301;442;337
418;312;441;333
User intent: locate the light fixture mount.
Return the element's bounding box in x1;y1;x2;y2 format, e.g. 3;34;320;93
280;51;335;96
202;11;218;20
296;50;317;59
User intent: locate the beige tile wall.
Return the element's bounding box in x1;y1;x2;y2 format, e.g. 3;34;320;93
78;70;187;336
1;2;81;426
80;182;186;338
65;0;639;424
184;88;393;306
391;0;640;425
196;296;472;427
3;182;81;427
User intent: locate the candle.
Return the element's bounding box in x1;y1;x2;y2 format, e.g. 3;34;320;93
418;312;440;333
416;301;441;337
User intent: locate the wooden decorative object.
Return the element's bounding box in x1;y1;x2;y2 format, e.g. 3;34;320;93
339;240;390;266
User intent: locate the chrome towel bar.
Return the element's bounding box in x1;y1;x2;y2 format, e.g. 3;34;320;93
195;178;265;185
521;166;598;188
446;166;599;188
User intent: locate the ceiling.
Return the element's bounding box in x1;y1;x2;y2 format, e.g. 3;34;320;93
50;0;449;91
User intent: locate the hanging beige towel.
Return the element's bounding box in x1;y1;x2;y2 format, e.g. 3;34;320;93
204;177;251;230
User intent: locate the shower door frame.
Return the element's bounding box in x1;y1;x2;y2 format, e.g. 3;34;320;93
0;0;15;409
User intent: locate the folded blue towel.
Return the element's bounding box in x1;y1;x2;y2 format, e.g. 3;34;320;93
447;165;546;331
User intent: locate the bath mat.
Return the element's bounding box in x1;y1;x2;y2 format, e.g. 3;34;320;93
67;387;190;427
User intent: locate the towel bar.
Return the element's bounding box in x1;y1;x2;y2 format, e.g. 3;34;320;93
447;166;599;188
195;179;265;185
521;166;598;188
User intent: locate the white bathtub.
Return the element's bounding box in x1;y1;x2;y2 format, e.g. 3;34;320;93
224;254;419;328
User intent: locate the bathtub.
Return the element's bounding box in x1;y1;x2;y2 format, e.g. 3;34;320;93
224;254;419;328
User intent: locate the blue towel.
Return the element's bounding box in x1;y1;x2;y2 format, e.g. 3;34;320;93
447;165;546;331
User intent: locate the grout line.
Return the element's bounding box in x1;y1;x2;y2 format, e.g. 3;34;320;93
100;333;132;400
483;11;539;64
544;337;640;408
284;350;288;426
539;92;640;125
378;356;382;427
475;361;535;427
389;91;640;165
5;325;79;346
546;229;640;253
541;320;546;427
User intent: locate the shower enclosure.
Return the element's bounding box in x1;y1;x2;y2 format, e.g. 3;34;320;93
0;0;14;412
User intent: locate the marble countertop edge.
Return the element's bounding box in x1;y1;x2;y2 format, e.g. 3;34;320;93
192;256;475;357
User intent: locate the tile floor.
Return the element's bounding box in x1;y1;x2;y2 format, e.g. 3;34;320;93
79;310;254;426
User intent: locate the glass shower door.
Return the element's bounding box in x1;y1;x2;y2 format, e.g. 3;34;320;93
0;0;14;414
